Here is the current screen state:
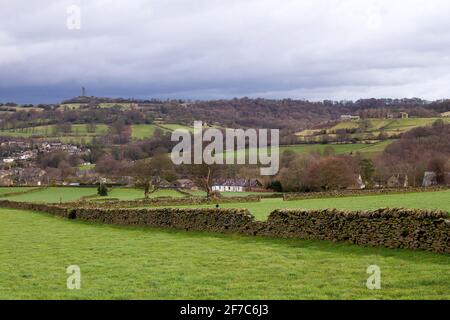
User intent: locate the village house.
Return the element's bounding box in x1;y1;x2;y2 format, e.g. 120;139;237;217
13;167;47;186
175;179;195;190
387;174;409;188
1;141;31;148
386;112;409;119
3;158;15;164
399;112;409;119
340;115;361;121
0;170;14;186
19;150;36;160
422;171;450;187
212;179;263;193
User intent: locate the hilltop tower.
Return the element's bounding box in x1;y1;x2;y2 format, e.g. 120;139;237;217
81;87;86;97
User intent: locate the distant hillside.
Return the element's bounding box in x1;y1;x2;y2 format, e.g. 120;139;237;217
1;97;450;140
296;117;450;143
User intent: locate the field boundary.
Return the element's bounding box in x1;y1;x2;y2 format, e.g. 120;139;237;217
76;195;261;208
0;187;48;199
283;187;448;201
0;200;448;254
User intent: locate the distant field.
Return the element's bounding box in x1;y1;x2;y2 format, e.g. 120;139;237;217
98;103;134;110
168;190;450;220
329;118;448;134
4;187;447;215
131;124;170;139
149;189;186;198
279;143;390;156
351;140;395;157
60;103;134;110
3;187;97;203
0;124;108;139
188;190;278;198
91;188;145;201
0;187;37;196
90;188;187;201
223;142;391;160
59;103;86;109
0;186;276;202
296;118;450;142
131;123;198;139
158;123;195;133
78;163;96;171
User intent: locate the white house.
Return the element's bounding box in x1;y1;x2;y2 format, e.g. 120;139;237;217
340;115;360;121
211;179;262;193
3;158;15;164
212;185;244;192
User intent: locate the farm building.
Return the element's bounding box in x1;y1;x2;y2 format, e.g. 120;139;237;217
340;115;360;121
175;179;195;190
387;174;409;188
422;171;450;187
212;179;262;192
386;112;409;119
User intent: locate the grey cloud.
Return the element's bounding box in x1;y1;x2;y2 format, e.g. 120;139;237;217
0;0;450;103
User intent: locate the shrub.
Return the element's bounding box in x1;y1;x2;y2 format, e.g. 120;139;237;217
97;184;108;196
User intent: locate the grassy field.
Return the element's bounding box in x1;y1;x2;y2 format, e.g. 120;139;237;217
0;124;108;138
78;163;96;171
158;123;195;133
296;118;450;142
225;142;393;160
149;189;186;198
3;187;97;203
59;103;134;110
0;187;38;196
188;190;278;198
90;188;188;201
131;123;198;139
131;124;159;139
0;207;448;299
131;124;171;139
3;187;449;217
169;190;450;220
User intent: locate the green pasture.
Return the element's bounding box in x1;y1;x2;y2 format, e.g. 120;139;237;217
223;142;391;160
330;118;448;134
60;103;134;110
0;124;108;138
158;123;195;133
90;188;187;201
78;164;96;171
187;191;278;198
0;187;38;196
3;187;98;203
0;207;448;299
0;188;449;299
297;118;450;142
131;124;170;139
168;190;450;220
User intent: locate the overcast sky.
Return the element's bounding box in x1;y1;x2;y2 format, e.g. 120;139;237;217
1;0;450;103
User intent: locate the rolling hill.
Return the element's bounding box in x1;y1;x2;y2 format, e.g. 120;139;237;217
296;117;450;142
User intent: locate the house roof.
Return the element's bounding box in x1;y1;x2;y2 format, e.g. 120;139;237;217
212;179;261;187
